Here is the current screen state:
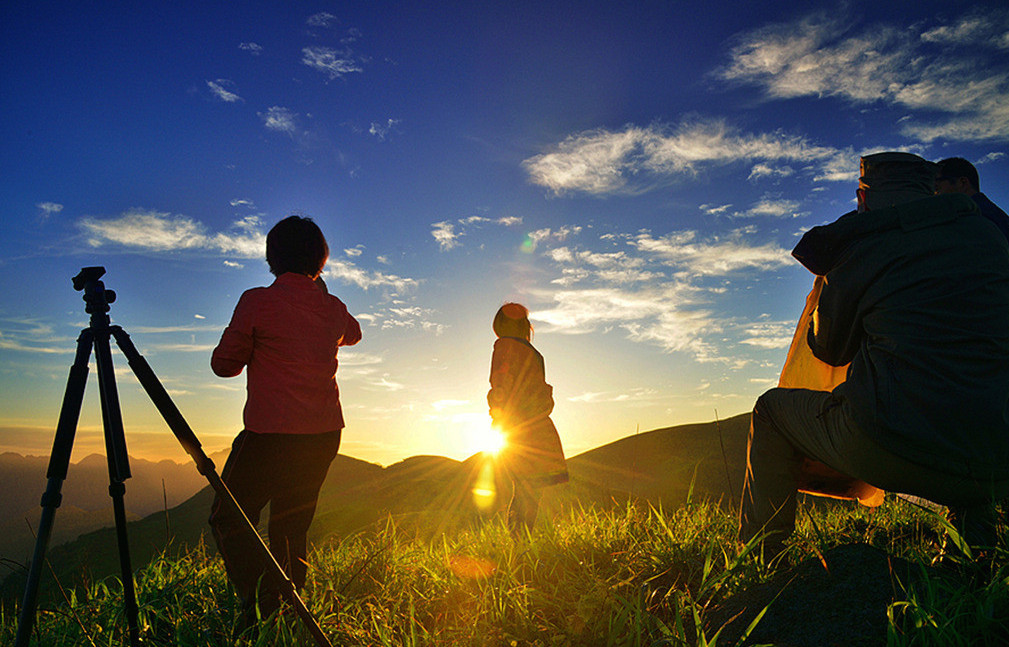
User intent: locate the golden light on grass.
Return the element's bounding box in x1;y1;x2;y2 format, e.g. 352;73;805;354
471;459;497;511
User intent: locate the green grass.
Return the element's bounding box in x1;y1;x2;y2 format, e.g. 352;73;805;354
2;496;1007;646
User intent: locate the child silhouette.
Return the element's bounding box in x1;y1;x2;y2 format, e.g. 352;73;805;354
487;303;568;531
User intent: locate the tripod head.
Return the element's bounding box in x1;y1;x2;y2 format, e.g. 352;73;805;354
73;266;117;322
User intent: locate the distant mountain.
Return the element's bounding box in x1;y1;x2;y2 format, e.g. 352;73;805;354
0;450;223;566
1;413;751;603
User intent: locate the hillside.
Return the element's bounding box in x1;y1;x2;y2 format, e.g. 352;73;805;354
1;413;752;603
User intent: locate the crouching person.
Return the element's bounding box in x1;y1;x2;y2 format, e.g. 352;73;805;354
739;152;1009;559
209;215;362;625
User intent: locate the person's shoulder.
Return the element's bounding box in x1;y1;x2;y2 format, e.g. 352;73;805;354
976;193;1009;217
236;284;271;303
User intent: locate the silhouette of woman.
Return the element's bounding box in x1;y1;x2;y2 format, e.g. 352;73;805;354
487;303;568;531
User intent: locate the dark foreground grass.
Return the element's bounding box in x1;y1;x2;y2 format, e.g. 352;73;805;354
2;497;1006;646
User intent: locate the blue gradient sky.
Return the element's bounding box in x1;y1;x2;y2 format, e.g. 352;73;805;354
2;1;1007;465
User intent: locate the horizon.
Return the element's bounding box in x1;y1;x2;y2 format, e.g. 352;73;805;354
3;2;1008;467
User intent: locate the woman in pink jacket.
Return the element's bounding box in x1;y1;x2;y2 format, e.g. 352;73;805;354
487;303;568;531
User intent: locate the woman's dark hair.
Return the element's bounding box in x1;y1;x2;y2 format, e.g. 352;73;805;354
266;215;329;277
493;302;533;340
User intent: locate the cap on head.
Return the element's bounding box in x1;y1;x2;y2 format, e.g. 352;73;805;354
858;152;936;211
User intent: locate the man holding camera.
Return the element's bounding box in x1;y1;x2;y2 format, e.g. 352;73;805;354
739;152;1009;557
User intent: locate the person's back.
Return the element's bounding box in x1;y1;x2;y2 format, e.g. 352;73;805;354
739;152;1009;556
801;193;1009;476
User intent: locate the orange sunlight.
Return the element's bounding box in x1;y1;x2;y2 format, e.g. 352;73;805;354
467;418;506;457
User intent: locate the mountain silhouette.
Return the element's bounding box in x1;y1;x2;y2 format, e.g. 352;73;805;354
0;450;221;567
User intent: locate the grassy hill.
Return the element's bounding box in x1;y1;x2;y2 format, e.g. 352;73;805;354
4;412;1009;645
0;414;751;605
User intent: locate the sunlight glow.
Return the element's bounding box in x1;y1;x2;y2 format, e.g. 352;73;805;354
468;418;506;457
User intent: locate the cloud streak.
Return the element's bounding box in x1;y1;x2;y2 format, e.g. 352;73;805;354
78;210;417;292
523;119;852;196
431;215;523;251
531;227;794;359
718;9;1009;142
302;46;363;80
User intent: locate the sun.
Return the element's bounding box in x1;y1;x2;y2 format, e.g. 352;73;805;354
469;419;506;456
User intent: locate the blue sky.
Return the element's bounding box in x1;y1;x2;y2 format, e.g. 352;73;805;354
2;1;1007;466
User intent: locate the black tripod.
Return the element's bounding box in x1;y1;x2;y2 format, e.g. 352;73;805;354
15;267;333;647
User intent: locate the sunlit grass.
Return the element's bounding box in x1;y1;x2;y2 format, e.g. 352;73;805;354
2;497;1006;646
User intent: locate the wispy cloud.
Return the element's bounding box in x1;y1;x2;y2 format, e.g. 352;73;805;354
207;79;242;103
0;318;72;355
369;119;401;140
431;215;523;251
37;202;63;220
528;227;793;359
523;119;851;196
731;197;803;219
431;221;460;251
238;42;262;55
307;12;338;28
260;106;298;135
324;260;419;293
718;9;1009;142
78;209;418;293
302;46;363;80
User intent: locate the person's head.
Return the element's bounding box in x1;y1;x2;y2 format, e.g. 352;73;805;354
856;152;937;212
935;157;979;196
265;215;330;278
493;302;533;341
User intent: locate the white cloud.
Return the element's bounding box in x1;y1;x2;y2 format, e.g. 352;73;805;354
979;152;1006;165
431;215;523;251
719;9;1009;142
920;10;1009;49
239;42;262;55
748;163;793;181
302;46;363;80
700;203;732;216
345;246;364;257
324;260;419;293
737;321;793;349
78;210;416;292
307;12;338;28
230;199;255;209
369;119;401;140
37;202;63;219
629;229;791;276
530;227;795;359
260;106;298;135
523;119;851;195
206;79;242;103
732;198;802;219
431;221;460;251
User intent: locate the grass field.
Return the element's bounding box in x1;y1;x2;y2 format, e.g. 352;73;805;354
3;492;1008;646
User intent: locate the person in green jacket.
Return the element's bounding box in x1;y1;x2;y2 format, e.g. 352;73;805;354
739;152;1009;559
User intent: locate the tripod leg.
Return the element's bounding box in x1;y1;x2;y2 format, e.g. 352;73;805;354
15;330;93;647
111;327;334;647
93;328;141;647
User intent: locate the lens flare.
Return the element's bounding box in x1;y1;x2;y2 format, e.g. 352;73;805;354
471;458;497;511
